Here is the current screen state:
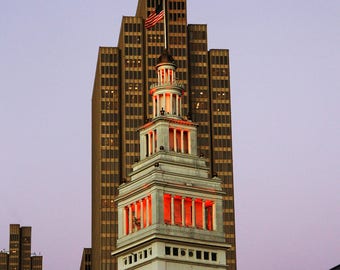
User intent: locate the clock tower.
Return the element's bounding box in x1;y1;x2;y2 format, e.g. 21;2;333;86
112;50;231;269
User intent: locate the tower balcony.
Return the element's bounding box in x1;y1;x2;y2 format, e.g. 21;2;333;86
150;81;184;91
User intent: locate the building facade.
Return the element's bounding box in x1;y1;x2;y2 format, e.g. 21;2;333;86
112;50;231;269
91;0;236;269
79;248;92;270
0;224;43;270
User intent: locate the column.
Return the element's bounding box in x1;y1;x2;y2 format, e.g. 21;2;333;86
192;199;196;227
140;200;144;229
128;205;132;234
163;94;166;112
179;96;182;116
170;93;173;114
173;129;177;152
149;132;152;155
123;207;127;235
146;197;150;227
152;130;156;154
188;131;191;154
171;195;175;225
153;96;156;117
213;203;216;231
202;201;206;230
182;197;185;226
181;130;184;153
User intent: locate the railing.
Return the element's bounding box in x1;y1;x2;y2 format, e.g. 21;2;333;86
150;81;184;89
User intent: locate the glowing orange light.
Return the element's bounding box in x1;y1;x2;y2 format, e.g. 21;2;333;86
164;194;171;224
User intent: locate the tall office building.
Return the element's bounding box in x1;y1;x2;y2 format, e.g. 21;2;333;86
0;224;43;270
91;0;236;269
79;248;92;270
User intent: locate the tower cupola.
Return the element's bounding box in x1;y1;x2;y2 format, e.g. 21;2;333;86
151;49;183;118
139;50;198;160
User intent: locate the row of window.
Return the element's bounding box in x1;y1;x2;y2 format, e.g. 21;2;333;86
101;173;116;183
124;58;142;68
101;199;115;208
124;196;152;235
101;53;118;63
168;128;190;154
100;224;115;233
211;68;228;76
101;149;119;158
191;78;208;86
101;162;119;171
101;101;114;110
101;90;116;99
169;24;186;33
148;70;187;81
190;54;207;63
165;246;218;262
101;186;116;196
211;79;229;89
189;42;207;51
101;66;118;74
191;89;208;98
211;103;230;113
212;114;231;123
211;55;229;65
213;151;232;160
168;1;185;10
101;78;118;86
124;70;142;79
124;47;142;56
123;23;142;33
212;139;232;148
168;12;185;21
101;113;118;122
147;45;165;55
10;235;19;241
123;248;152;266
101;138;115;147
101;211;115;221
169;36;186;45
164;194;214;230
211;90;229;99
126;82;142;90
171;47;187;57
189;30;207;41
147;34;164;43
124;35;141;44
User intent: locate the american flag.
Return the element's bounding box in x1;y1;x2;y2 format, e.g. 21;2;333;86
145;3;164;29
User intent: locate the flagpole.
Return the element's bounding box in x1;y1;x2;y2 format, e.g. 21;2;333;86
163;0;167;49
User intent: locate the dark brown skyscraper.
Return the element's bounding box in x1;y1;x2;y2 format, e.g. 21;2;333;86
79;248;92;270
0;224;43;270
91;1;236;269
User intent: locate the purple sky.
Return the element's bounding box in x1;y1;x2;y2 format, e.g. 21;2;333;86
1;0;339;269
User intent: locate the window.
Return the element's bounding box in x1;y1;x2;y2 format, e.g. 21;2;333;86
205;200;213;230
184;198;192;226
174;196;182;225
195;199;203;229
164;194;171;224
163;194;214;230
124;195;152;235
196;250;202;259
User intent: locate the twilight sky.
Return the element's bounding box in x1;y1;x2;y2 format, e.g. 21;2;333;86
0;0;339;269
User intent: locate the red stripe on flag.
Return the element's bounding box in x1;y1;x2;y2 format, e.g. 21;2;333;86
145;10;164;29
